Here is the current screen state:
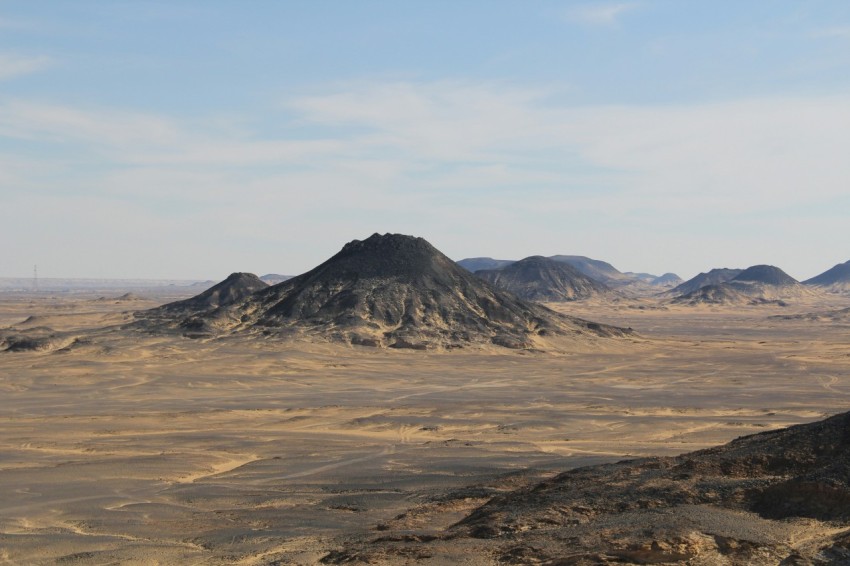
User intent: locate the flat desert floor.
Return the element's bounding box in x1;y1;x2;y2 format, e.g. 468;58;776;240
1;292;850;564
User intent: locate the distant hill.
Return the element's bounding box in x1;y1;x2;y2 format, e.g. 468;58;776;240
731;264;798;286
145;272;268;316
260;273;294;285
456;257;515;272
670;268;743;296
650;272;683;287
726;265;816;301
671;284;750;306
138;234;630;349
671;284;786;307
804;260;850;293
475;256;611;302
548;255;630;285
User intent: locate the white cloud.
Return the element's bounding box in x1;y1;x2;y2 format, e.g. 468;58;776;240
0;54;52;80
2;81;850;278
811;26;850;39
565;2;638;26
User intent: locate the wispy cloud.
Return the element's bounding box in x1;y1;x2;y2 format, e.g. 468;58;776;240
565;2;638;26
0;54;52;80
810;25;850;39
3;81;850;277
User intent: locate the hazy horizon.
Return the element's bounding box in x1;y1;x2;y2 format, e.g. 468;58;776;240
2;1;849;281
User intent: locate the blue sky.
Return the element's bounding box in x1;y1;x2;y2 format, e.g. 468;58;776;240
2;1;850;280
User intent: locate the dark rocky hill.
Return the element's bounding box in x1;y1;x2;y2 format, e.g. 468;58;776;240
139;234;631;349
548;255;629;285
650;272;683;287
671;283;750;306
456;257;515;272
326;410;850;564
805;260;850;291
671;284;787;307
732;264;798;286
475;256;611;302
671;268;743;296
144;272;268;316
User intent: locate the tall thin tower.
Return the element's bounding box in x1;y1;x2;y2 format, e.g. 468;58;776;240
33;264;38;293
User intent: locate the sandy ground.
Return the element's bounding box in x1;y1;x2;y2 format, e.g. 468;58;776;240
1;291;850;564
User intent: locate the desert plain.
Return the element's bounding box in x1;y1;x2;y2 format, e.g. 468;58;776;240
1;290;850;564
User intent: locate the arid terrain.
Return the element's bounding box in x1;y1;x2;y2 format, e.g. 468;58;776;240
2;288;850;564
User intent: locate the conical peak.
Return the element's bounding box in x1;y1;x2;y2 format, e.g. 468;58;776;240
339;233;438;257
221;272;264;284
733;265;797;286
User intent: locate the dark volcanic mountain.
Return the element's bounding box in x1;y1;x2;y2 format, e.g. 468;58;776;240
671;283;750;306
732;264;798;286
140;234;630;349
328;410;850;564
805;260;850;292
456;257;515;272
725;265;814;301
548;255;629;285
671;284;787;307
475;256;611;302
145;272;268;316
670;268;743;295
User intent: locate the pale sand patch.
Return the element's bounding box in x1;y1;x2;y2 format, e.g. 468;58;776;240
0;292;849;563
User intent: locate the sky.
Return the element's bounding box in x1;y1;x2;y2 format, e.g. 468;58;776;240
2;1;850;281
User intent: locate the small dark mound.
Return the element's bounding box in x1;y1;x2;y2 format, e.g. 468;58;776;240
671;284;748;305
671;268;742;296
805;259;850;286
475;256;611;302
732;265;798;286
151;272;268;314
651;272;683;287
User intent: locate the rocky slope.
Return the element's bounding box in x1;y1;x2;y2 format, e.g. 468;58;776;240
325;410;850;565
805;260;850;293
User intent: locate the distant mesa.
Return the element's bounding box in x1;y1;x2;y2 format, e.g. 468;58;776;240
260;273;294;285
475;255;612;302
670;268;743;296
459;254;681;292
804;259;850;293
456;257;515;273
138;234;631;349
